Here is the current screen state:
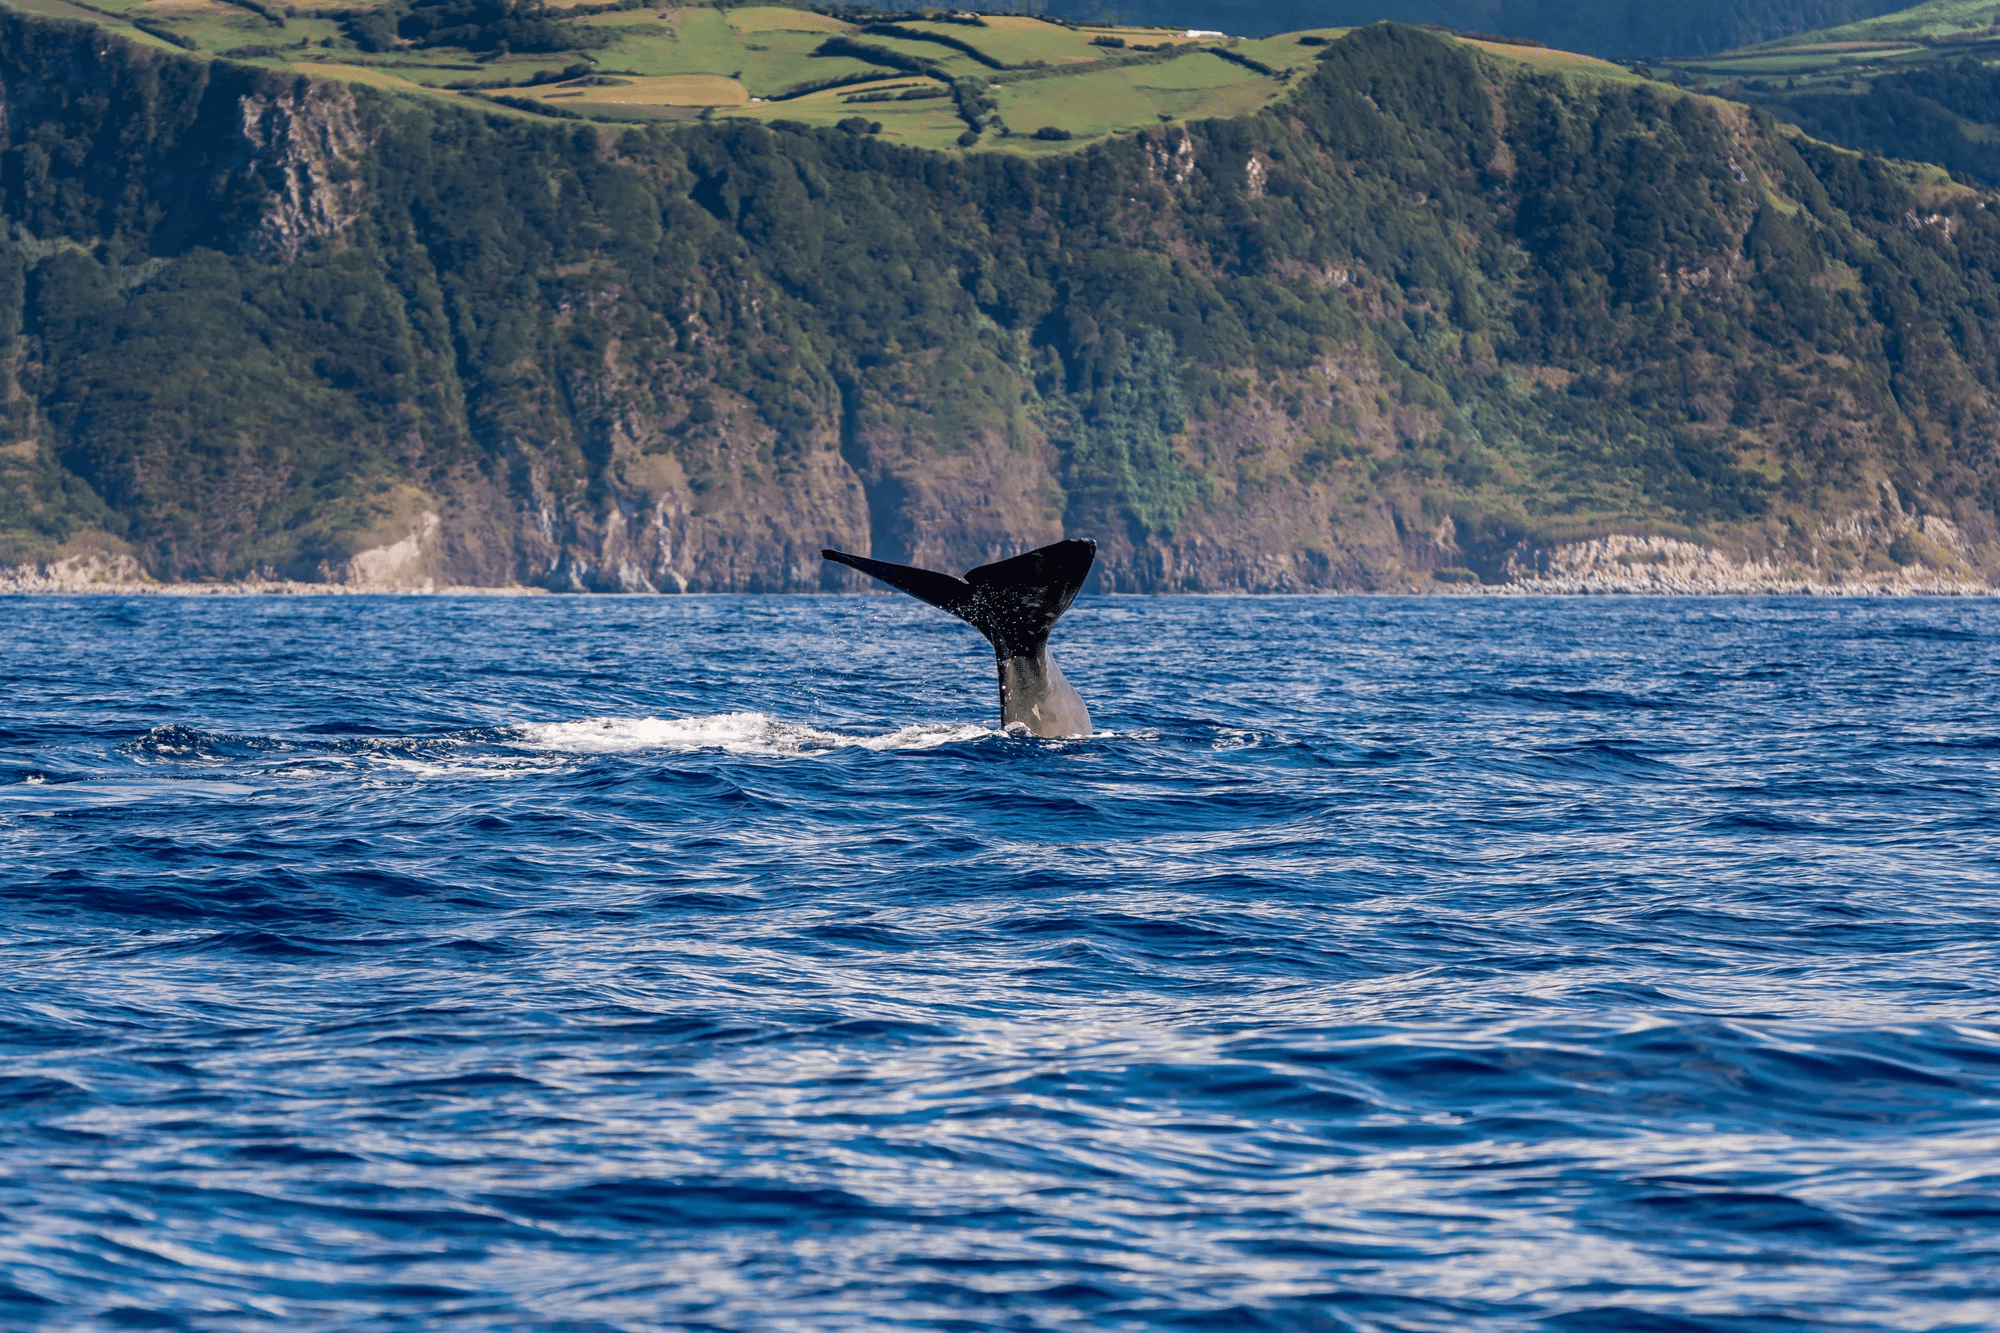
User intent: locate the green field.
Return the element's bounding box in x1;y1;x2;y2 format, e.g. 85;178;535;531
0;0;1659;150
1456;37;1651;84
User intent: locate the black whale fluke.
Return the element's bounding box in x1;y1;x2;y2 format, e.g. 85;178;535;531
822;539;1097;738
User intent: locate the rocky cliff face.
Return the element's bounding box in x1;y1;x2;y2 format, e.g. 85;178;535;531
0;16;1996;593
236;81;374;263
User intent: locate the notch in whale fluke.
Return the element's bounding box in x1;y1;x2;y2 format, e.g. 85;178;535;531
822;539;1097;738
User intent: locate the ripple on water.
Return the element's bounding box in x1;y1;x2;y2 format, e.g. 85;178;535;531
0;594;1996;1329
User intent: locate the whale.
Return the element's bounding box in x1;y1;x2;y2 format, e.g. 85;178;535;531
822;539;1098;738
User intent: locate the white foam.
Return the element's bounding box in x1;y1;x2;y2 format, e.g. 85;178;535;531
512;712;999;757
369;755;573;780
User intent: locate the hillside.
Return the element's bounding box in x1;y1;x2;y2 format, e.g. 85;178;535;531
1006;0;1914;60
0;8;1997;593
1661;0;2000;189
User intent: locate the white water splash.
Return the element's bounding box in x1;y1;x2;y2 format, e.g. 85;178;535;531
513;712;998;756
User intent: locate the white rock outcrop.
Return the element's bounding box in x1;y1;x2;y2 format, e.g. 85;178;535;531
1494;533;1993;596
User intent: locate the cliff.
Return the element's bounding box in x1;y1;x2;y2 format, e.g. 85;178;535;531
0;13;1997;593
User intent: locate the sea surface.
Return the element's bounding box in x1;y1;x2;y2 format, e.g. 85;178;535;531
1;593;1997;1331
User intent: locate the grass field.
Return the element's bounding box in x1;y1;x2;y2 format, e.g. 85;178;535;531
530;73;749;107
724;5;847;34
743;80;968;148
0;0;1662;152
1457;39;1650;85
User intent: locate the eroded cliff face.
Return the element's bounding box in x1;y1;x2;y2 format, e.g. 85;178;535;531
236;81;374;263
1;17;1997;593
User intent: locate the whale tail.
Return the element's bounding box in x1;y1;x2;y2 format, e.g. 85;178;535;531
821;539;1096;659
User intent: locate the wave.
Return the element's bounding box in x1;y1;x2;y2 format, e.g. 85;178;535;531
511;712;1000;756
102;708;1126;777
103;713;1008;776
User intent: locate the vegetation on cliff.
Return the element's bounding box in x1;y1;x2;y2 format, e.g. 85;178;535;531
0;9;1996;589
1660;1;2000;191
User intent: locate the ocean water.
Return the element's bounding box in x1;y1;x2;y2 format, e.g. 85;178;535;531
1;593;1996;1331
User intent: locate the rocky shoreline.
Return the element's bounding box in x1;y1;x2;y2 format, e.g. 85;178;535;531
6;537;1993;597
1482;534;1997;597
0;551;543;597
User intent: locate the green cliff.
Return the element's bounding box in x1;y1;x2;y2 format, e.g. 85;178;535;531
1;11;1997;591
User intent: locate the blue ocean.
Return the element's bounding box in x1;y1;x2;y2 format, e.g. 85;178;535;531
1;593;1996;1331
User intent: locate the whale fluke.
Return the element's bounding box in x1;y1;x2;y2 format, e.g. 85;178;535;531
823;539;1097;738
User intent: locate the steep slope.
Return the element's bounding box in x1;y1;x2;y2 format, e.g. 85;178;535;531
1;14;1997;591
1754;60;2000;189
1660;0;2000;188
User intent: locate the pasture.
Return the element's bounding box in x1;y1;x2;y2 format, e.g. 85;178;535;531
0;0;1671;151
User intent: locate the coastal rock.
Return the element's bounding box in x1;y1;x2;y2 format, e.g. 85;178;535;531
340;510;445;592
1495;533;1996;596
0;550;153;593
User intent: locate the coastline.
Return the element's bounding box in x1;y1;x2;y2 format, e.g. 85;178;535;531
0;551;548;597
4;536;1993;597
1478;533;1996;597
